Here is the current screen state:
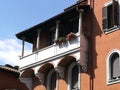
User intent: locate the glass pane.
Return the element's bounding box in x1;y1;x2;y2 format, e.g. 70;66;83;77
111;53;120;79
50;71;57;90
71;65;79;90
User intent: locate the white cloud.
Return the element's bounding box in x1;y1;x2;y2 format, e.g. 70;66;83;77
0;39;31;66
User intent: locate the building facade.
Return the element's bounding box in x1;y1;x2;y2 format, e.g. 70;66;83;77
16;0;120;90
0;65;28;90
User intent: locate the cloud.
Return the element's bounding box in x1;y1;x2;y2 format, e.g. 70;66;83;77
0;39;31;66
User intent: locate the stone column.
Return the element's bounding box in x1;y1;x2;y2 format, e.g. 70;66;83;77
55;20;60;40
19;77;32;90
78;9;83;35
36;29;41;50
21;37;25;57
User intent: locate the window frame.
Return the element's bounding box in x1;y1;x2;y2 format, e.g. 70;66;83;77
47;69;57;90
102;1;119;34
106;49;120;85
68;62;80;90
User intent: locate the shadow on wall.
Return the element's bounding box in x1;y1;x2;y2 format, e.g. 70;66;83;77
87;4;103;90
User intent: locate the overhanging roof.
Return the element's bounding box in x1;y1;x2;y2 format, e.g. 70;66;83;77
16;1;90;43
0;65;19;74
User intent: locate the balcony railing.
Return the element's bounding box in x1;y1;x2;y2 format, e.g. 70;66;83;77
19;34;88;69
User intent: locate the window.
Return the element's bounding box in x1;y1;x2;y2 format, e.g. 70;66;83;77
47;69;57;90
50;71;57;90
107;50;120;84
71;65;79;90
102;1;119;33
68;62;80;90
110;53;120;79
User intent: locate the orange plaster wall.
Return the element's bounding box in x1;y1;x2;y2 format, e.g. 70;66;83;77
33;85;46;90
89;0;120;90
58;79;67;90
80;73;91;90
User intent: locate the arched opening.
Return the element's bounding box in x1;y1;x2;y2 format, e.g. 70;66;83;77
110;52;120;79
20;69;34;90
47;69;57;90
106;49;120;84
68;62;80;90
71;65;79;90
58;55;78;90
35;63;57;90
58;56;76;68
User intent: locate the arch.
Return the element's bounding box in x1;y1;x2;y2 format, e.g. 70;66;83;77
58;55;76;67
106;49;120;84
35;63;56;90
20;68;34;77
68;62;80;90
33;63;54;90
38;63;54;73
47;69;57;90
20;69;34;90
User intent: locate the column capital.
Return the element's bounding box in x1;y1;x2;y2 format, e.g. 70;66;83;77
77;60;87;72
37;29;42;32
55;66;64;78
76;8;84;13
35;73;44;84
21;37;26;40
79;9;84;13
81;64;87;72
55;20;60;24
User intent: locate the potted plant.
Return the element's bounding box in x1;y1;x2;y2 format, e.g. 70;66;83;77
66;32;77;40
54;37;66;44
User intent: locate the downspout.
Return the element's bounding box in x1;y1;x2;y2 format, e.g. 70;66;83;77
89;0;94;90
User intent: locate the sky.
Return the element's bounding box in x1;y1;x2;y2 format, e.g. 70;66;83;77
0;0;77;66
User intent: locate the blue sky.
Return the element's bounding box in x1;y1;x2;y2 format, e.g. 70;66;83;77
0;0;77;65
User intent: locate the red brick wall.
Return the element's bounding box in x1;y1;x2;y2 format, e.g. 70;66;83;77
0;71;28;90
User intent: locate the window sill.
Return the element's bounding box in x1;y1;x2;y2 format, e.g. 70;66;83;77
107;78;120;85
104;26;119;34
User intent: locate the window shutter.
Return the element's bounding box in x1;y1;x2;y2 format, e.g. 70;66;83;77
113;1;119;26
102;6;108;32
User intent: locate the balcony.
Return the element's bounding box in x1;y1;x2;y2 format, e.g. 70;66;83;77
19;34;88;69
